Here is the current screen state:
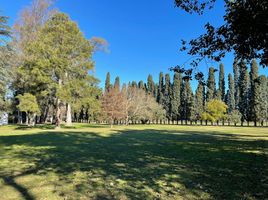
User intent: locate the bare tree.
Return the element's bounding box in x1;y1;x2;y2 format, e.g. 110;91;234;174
101;87;127;127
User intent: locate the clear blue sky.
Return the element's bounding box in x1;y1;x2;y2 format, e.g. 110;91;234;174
2;0;266;89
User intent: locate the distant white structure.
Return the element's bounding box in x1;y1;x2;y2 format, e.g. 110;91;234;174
0;112;8;125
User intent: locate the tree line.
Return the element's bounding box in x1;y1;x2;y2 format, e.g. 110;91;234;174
105;59;267;127
1;0;267;127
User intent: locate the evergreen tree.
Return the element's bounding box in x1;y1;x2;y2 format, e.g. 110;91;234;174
255;75;268;126
227;74;235;113
171;72;181;121
22;13;98;126
144;83;147;92
157;72;164;105
154;83;158;99
147;74;154;95
164;74;171;119
233;59;240;109
249;59;259;125
181;79;194;123
114;76;120;91
105;72;111;92
218;63;225;101
206;67;216;101
238;60;250;126
131;81;137;88
138;80;144;90
195;81;205;121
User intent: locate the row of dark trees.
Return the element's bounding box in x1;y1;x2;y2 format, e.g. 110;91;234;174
105;60;267;126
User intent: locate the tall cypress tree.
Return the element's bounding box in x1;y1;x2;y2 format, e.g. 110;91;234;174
227;73;235;113
186;79;194;123
218;63;225;101
157;72;164;105
164;73;171;120
253;75;268;126
233;59;240;109
105;72;111;92
138;80;144;90
206;67;216;101
114;76;120;91
147;74;154;95
195;81;205;121
181;79;194;123
171;72;181;121
249;59;259;125
238;60;250;126
154;83;158;99
131;81;137;88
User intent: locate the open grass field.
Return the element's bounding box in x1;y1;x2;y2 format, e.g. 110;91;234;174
0;124;267;200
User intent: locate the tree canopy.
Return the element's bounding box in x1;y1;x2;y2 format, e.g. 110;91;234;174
175;0;268;67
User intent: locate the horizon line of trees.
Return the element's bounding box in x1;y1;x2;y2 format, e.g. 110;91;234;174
104;59;267;127
1;0;267;127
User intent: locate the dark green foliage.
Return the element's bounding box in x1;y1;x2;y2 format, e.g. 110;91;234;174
195;81;205;120
164;74;172;119
154;83;158;99
254;76;268;125
105;72;111;92
206;67;216;101
138;80;144;90
131;81;137;88
249;59;259;124
157;72;164;105
233;60;240;109
114;76;120;90
178;0;268;66
218;63;225;101
181;79;194;121
171;72;181;120
238;60;250;125
147;74;154;95
227;74;235;113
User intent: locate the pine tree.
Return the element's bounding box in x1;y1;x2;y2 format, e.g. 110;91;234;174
157;72;164;105
105;72;111;92
164;74;171;120
238;60;250;126
233;59;240;109
171;72;181;121
147;74;154;95
206;67;216;101
227;74;235;113
218;63;225;101
249;59;259;126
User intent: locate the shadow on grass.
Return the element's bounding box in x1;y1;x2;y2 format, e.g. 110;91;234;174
0;128;267;199
14;124;56;130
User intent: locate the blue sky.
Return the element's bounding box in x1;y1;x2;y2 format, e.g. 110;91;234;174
1;0;266;89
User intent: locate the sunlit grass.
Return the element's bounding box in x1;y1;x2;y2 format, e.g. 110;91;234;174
0;124;267;200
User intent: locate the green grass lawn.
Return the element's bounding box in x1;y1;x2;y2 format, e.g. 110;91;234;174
0;124;267;200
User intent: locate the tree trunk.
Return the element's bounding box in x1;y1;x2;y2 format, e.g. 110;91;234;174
26;113;29;126
66;103;72;126
55;79;62;128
